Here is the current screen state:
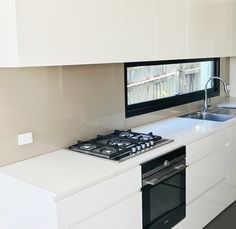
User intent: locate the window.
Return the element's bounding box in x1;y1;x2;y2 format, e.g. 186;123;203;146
125;58;220;117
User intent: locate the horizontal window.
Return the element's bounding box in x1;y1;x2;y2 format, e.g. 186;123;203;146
125;58;220;118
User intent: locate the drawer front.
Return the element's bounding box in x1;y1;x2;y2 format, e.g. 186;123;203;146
72;192;142;229
186;147;228;204
186;128;229;165
56;166;141;229
173;191;226;229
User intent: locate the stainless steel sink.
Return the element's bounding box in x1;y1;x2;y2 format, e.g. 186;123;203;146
180;107;236;122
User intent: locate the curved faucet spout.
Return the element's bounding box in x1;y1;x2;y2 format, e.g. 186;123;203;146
204;76;228;113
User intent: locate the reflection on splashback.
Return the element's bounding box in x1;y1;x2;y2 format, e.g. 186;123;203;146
0;64;125;166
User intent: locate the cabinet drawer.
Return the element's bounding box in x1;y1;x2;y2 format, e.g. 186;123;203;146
186;129;228;165
186;147;228;204
72;192;142;229
56;166;141;229
173;192;226;229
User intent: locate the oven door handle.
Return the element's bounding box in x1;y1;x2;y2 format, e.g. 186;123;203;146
143;164;187;187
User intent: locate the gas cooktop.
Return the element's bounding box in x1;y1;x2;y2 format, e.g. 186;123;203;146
68;130;174;162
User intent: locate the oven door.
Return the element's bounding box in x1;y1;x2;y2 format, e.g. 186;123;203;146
142;165;186;229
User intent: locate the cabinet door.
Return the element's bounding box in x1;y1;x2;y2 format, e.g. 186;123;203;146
15;0;123;66
210;0;231;57
0;0;18;66
227;124;236;186
72;193;142;229
156;0;187;60
123;0;156;62
187;0;230;58
186;147;228;204
187;0;213;58
231;0;236;56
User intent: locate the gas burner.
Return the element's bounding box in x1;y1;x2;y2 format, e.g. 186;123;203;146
131;134;152;141
118;132;134;138
68;130;174;162
95;147;117;155
108;138;130;147
80;143;96;150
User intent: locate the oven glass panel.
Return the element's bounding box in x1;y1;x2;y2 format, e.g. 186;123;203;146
149;171;185;223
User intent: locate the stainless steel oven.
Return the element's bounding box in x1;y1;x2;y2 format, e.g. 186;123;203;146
142;146;186;229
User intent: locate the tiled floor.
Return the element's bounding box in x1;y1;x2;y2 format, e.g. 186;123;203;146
204;201;236;229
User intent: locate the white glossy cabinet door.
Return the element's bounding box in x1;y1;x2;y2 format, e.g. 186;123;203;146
123;0;156;62
210;0;231;57
72;193;142;229
15;0;123;66
186;147;228;204
156;0;187;60
0;0;18;66
187;0;230;58
227;124;236;186
173;189;226;229
231;0;236;56
187;0;213;58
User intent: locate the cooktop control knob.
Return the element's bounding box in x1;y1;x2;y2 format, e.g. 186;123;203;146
131;147;137;153
149;140;155;146
136;145;142;151
145;142;150;147
164;160;170;167
141;143;146;149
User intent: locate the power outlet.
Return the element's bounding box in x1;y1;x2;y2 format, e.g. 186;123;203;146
17;132;33;146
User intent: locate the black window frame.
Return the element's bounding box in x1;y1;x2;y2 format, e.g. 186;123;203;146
125;58;220;118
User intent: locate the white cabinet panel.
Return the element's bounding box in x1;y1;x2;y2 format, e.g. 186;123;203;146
187;0;230;58
15;0;123;66
156;0;187;60
173;189;226;229
227;124;236;186
210;0;231;57
186;147;228;204
231;0;236;56
203;181;236;206
123;0;156;62
0;0;18;66
72;192;142;229
187;0;213;58
56;167;141;229
186;129;229;165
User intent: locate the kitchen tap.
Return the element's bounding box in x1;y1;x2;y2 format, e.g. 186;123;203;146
203;76;228;113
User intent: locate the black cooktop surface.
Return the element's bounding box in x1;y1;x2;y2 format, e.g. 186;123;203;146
68;130;173;162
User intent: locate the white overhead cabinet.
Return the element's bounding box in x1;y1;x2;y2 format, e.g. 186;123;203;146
123;0;156;62
156;0;187;60
0;0;123;67
187;0;231;58
231;0;236;56
0;0;18;66
0;0;233;67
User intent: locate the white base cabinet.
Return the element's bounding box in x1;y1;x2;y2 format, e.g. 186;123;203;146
72;192;142;229
173;128;234;229
227;124;236;186
0;166;141;229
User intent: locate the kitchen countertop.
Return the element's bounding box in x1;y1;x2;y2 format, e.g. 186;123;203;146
1;99;236;200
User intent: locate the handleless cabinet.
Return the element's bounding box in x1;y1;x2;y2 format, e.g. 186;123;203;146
156;0;187;60
123;0;156;62
0;0;123;67
187;0;231;58
227;124;236;186
231;0;236;56
0;0;233;67
16;0;123;66
0;0;18;66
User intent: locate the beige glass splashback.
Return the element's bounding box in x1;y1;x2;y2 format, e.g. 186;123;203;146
0;64;125;166
0;58;229;166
